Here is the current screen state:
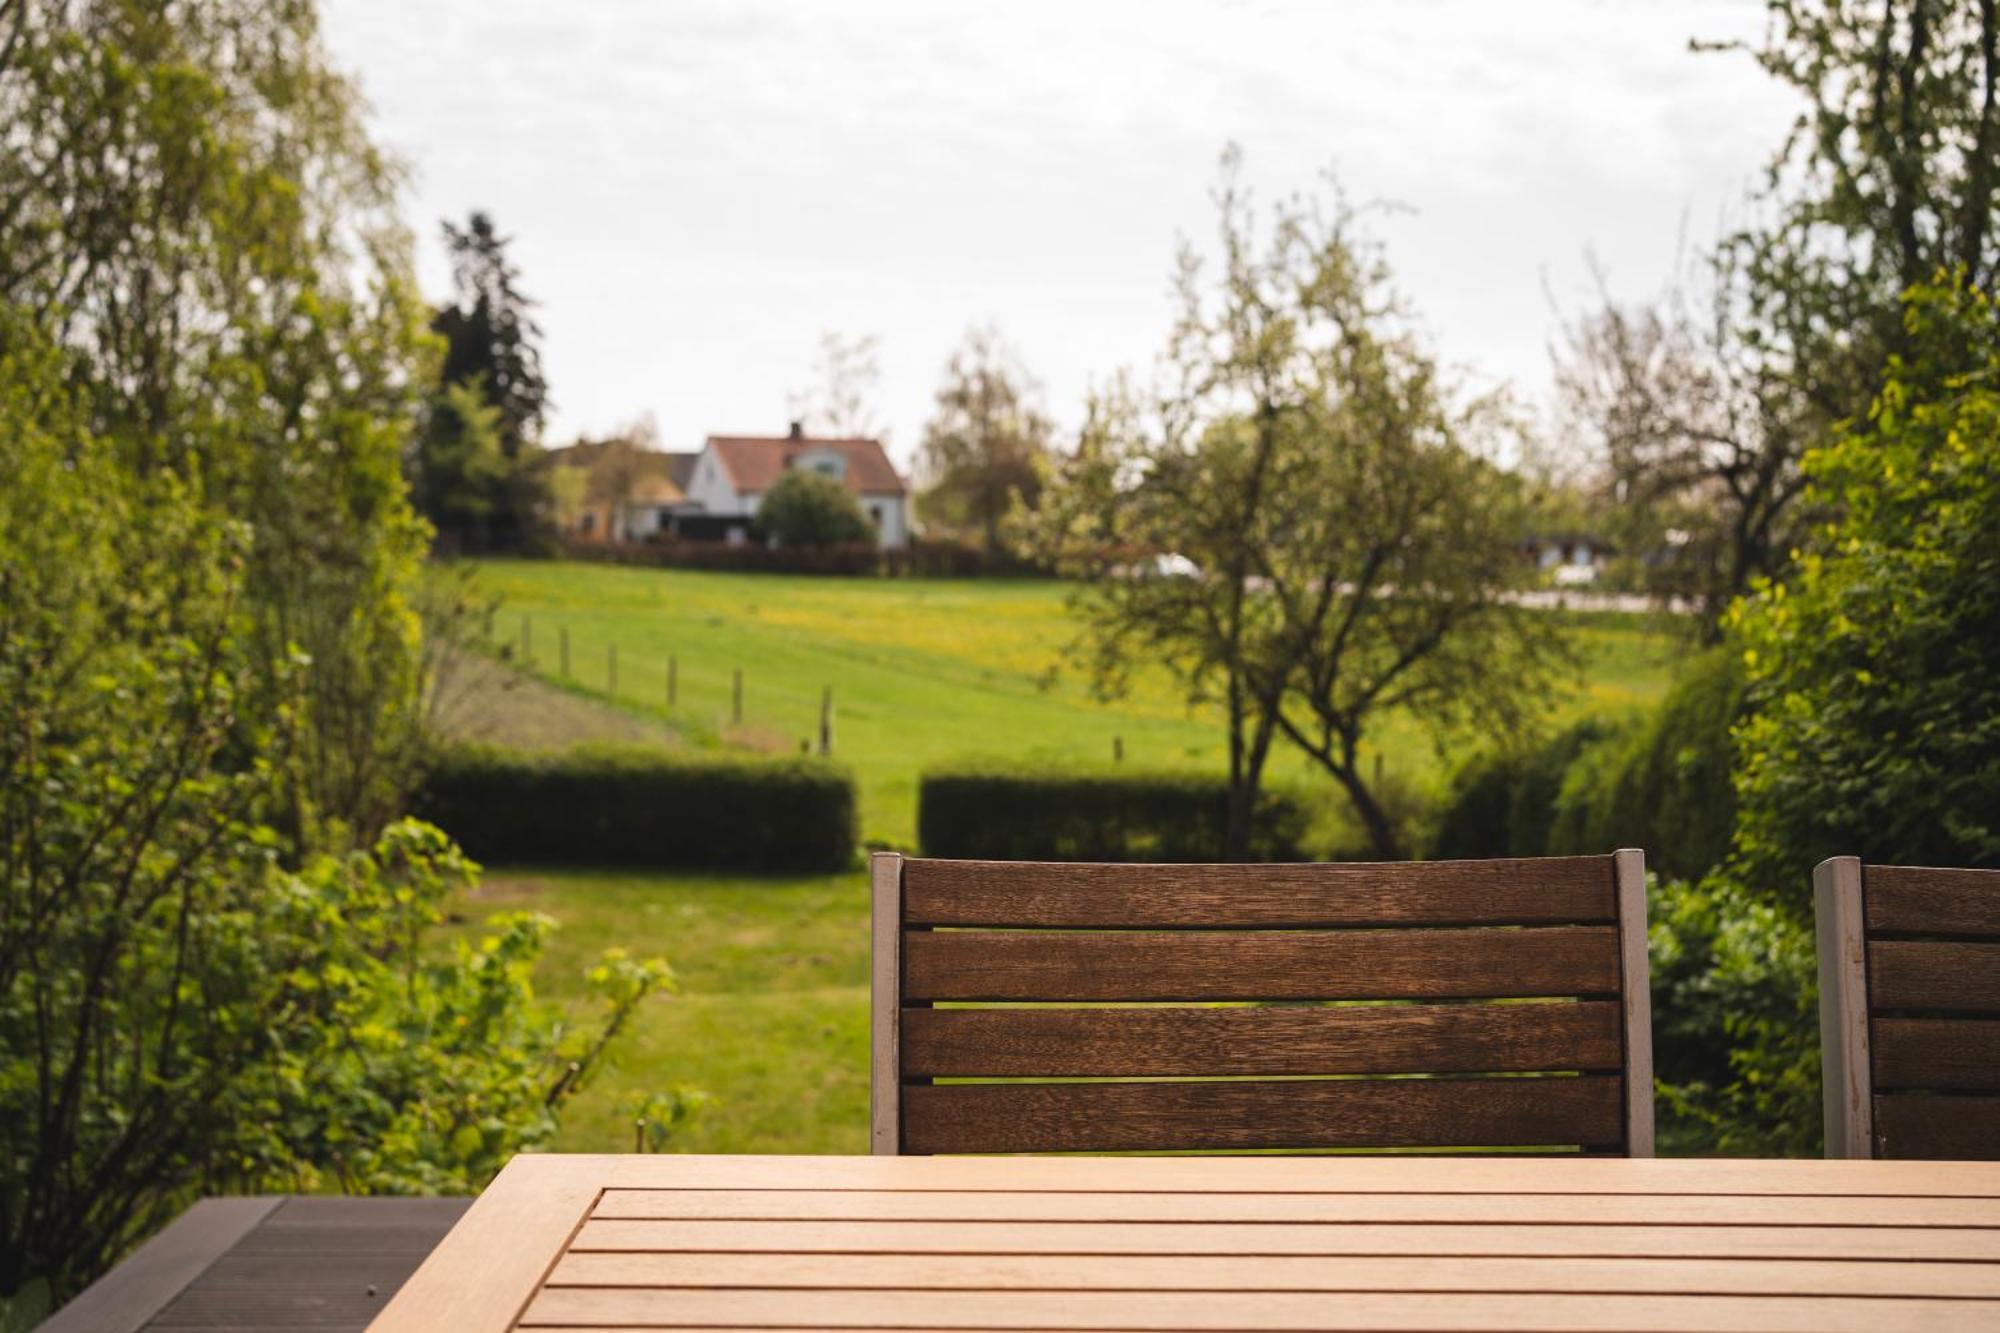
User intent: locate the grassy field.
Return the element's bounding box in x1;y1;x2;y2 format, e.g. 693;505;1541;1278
437;560;1693;1155
451;866;871;1155
465;559;1684;846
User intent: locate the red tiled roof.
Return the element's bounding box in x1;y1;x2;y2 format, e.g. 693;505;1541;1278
706;435;907;496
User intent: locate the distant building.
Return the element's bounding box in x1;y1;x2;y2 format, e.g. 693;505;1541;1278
547;440;699;543
673;422;911;549
1525;532;1612;586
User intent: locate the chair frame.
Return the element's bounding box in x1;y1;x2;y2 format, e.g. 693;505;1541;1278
1815;854;2000;1159
871;849;1653;1157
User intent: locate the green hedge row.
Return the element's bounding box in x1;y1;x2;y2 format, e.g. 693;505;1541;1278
1429;648;1744;882
918;764;1308;861
414;744;856;872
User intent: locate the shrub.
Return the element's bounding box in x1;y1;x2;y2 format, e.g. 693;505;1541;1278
415;744;857;872
1430;651;1743;882
1428;713;1635;860
918;764;1308;861
1659;279;2000;1155
756;470;874;546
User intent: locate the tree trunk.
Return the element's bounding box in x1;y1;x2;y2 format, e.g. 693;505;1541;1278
1331;761;1404;861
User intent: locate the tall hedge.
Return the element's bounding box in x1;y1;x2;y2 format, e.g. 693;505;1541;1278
1430;649;1744;882
414;745;856;872
1428;713;1634;861
919;764;1308;861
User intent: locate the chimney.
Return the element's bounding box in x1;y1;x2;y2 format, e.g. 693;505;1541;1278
788;419;805;440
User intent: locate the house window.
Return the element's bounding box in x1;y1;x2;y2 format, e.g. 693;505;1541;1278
868;504;883;528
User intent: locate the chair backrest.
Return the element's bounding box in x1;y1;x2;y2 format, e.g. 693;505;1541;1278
871;850;1654;1156
1815;857;2000;1159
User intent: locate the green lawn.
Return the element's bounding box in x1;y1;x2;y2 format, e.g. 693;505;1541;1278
452;866;870;1155
466;559;1684;846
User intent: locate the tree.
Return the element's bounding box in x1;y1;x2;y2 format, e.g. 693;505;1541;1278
1040;152;1566;859
1554;272;1810;634
0;312;674;1306
0;0;436;848
1731;277;2000;899
756;469;874;546
1556;1;2000;634
788;331;885;438
0;4;678;1310
422;211;554;552
1650;278;2000;1156
916;325;1053;550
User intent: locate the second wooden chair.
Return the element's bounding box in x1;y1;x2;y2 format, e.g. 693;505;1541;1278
1815;856;2000;1159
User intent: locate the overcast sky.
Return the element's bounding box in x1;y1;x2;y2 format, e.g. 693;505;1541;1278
321;0;1799;468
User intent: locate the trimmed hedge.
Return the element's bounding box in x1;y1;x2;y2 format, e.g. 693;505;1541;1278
1429;648;1744;882
414;744;856;872
918;764;1308;861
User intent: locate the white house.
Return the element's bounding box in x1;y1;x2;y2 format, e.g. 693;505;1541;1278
673;423;912;549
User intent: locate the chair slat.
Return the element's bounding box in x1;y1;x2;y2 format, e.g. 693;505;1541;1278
902;857;1617;928
902;1076;1624;1155
1863;866;2000;937
902;1002;1623;1078
1869;941;2000;1013
903;927;1620;1002
1872;1019;2000;1092
1873;1094;2000;1160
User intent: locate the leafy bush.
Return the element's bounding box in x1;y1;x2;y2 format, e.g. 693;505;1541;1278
1660;279;2000;1155
1646;874;1819;1156
416;744;857;872
756;470;875;546
1546;651;1744;880
1429;713;1635;859
919;764;1308;861
1431;651;1743;883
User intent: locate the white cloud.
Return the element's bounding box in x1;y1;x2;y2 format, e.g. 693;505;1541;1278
322;0;1796;465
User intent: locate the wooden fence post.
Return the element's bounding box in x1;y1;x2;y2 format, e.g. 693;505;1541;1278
732;668;743;725
819;687;833;756
559;625;570;677
521;614;532;662
667;655;677;707
1114;735;1124;763
607;642;617;696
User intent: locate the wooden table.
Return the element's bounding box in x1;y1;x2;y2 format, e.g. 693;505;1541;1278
372;1154;2000;1331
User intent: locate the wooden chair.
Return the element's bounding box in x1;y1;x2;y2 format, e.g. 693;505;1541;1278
870;851;1654;1156
1814;857;2000;1159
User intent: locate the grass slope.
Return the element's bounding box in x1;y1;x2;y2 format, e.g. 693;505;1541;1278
454;867;869;1155
466;558;1682;845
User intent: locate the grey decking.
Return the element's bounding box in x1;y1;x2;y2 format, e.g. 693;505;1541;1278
38;1196;470;1333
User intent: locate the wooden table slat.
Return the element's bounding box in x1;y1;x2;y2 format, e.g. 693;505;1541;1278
589;1186;2000;1227
544;1250;2000;1298
515;1287;1997;1332
567;1218;2000;1261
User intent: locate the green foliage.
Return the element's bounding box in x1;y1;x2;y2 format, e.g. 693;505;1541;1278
756;469;876;547
0;317;675;1301
421;211;556;554
1730;280;2000;901
1432;650;1742;883
1666;278;2000;1155
916;325;1053;551
1038;151;1570;860
919;763;1307;862
0;11;678;1306
1646;874;1820;1156
0;0;437;849
1430;714;1635;860
416;744;858;872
